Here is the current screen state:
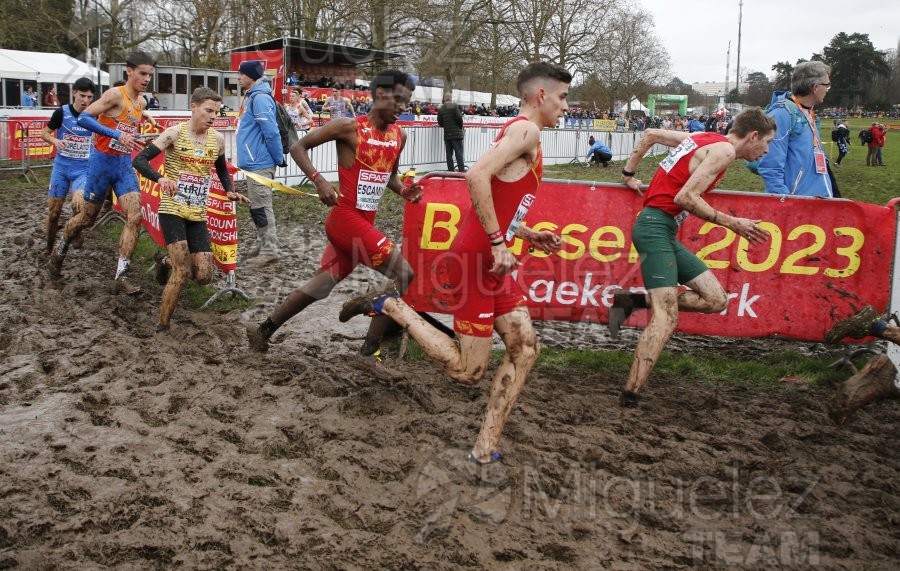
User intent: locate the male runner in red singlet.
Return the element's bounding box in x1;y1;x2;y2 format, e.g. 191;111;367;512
610;107;776;407
246;69;422;358
48;51;153;294
340;62;571;465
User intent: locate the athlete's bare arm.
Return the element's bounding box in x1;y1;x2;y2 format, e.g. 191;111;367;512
142;109;159;131
40;125;65;152
80;88;143;152
289;117;357;206
465;119;542;275
216;132;248;203
674;143;767;244
384;132;422;203
621;128;693;194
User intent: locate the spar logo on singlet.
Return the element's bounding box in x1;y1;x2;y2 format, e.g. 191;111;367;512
175;172;212;207
356;169;390;211
365;138;398;148
505;193;535;241
109;122;138;153
59;133;90;160
659;137;698;173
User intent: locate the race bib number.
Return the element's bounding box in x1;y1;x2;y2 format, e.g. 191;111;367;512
673;210;689;227
659;137;698;173
175;172;212;207
109;122;137;153
814;149;827;174
59;133;90;159
356;169;389;211
505;193;535;241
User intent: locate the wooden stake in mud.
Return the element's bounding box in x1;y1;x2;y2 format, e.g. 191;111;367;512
828;354;900;425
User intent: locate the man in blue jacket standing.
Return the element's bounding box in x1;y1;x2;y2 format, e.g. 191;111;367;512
237;60;285;266
756;61;834;198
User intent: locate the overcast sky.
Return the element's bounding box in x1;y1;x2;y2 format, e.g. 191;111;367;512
634;0;899;85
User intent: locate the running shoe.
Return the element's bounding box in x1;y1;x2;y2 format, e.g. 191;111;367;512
246;323;270;353
825;305;880;343
154;251;170;286
113;276;142;296
608;289;637;340
47;253;64;278
619;390;640;408
338;285;400;323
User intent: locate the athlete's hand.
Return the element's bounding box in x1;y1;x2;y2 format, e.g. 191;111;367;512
623;176;644;197
314;178;341;207
227;192;250;204
400;183;423;203
490;244;519;275
52;138;67;152
528;230;562;254
158;177;177;197
730;217;769;245
117;132;144;152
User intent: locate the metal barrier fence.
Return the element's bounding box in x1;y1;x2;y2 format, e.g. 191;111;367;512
0;117;53;181
250;126;669;187
2;115;667;187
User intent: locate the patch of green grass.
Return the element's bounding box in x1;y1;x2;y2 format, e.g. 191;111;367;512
544;120;898;206
537;346;851;389
95;223;253;311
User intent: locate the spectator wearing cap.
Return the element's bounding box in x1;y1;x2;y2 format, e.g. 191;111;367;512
236;60;284;266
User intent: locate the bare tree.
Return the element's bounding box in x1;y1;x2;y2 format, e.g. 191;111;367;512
506;0;602;67
586;5;668;113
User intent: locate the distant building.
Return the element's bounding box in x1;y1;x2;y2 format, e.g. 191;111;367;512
691;81;748;96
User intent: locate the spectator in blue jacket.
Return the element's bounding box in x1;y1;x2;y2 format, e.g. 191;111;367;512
586;138;613;167
687;115;705;133
236;60;285;266
21;85;37;107
757;61;835;197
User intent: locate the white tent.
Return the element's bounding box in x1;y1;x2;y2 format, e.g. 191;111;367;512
617;96;649;114
411;85;519;107
0;49;109;85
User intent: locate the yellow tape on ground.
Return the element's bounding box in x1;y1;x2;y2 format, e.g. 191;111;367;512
242;170;319;197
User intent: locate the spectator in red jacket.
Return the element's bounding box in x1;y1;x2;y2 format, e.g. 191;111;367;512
873;123;886;166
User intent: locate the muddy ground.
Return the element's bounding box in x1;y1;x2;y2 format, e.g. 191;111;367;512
0;181;897;570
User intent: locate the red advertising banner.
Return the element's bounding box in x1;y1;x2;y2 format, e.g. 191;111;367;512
8;118;53;160
401;177;896;342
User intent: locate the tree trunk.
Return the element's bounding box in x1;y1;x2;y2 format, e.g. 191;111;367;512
829;354;900;425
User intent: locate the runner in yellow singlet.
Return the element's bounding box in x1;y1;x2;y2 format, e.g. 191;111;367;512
132;87;248;332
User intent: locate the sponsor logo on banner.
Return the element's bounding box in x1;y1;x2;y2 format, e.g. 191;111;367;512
401;177;895;342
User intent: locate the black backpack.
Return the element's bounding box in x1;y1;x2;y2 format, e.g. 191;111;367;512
859;129;873;144
249;92;299;156
831;128;840;142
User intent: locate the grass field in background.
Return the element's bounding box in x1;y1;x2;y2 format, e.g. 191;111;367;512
545;119;898;205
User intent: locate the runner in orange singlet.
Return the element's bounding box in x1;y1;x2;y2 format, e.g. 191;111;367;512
246;69;422;360
48;51;154;294
340;62;571;465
